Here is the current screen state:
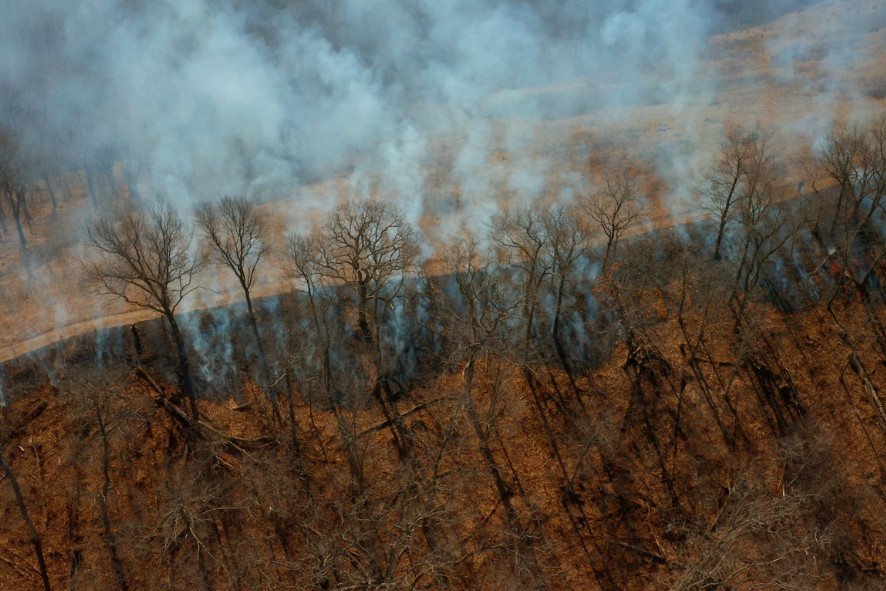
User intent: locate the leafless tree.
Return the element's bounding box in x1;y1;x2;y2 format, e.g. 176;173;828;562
287;204;421;469
669;250;742;450
93;143;122;203
581;172;642;271
724;140;792;335
0;447;51;591
66;372;139;591
0;125;33;254
669;438;841;591
701;128;776;260
440;237;554;588
812;117;886;297
286;233;329;378
489;203;591;388
814;123;874;238
313;200;420;344
85;199;203;418
542;204;590;378
489;206;551;359
195;195;275;415
195;195;269;332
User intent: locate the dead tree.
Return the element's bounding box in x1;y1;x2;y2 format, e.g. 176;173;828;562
0;449;52;591
85;199;203;419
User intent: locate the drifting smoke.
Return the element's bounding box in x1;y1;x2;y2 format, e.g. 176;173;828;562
0;0;882;385
1;0;866;223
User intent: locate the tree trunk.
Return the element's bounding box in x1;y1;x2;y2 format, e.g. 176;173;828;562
93;400;130;591
44;178;57;212
0;453;52;591
243;288;279;421
713;177;740;261
102;164;117;202
357;278;371;340
462;355;514;512
122;158;142;202
19;186;32;231
6;189;27;249
167;314;200;420
552;274;581;398
0;197;8;235
84;166;99;208
602;234;615;272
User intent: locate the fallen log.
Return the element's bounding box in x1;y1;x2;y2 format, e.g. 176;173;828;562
134;366;276;453
848;352;886;434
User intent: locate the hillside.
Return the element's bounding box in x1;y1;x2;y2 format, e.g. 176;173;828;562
1;1;886;590
2;0;885;361
2;222;886;589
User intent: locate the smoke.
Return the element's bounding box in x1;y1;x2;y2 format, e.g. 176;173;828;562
0;0;881;370
0;0;740;213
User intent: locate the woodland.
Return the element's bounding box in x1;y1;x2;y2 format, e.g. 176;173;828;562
1;112;886;590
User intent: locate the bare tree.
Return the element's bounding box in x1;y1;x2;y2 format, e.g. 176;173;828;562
0;125;33;254
489;206;550;359
814;123;873;238
195;195;269;332
93;143;122;203
286;202;420;468
668;447;836;591
67;373;136;591
542;204;590;379
701;128;774;261
811;117;886;295
314;200;419;343
724;139;792;335
85;200;202;418
0;449;51;591
488;203;591;379
582;172;642;271
195;195;275;415
286;231;334;398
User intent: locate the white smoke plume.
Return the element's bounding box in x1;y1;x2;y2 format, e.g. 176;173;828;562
0;0;796;216
0;0;881;369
